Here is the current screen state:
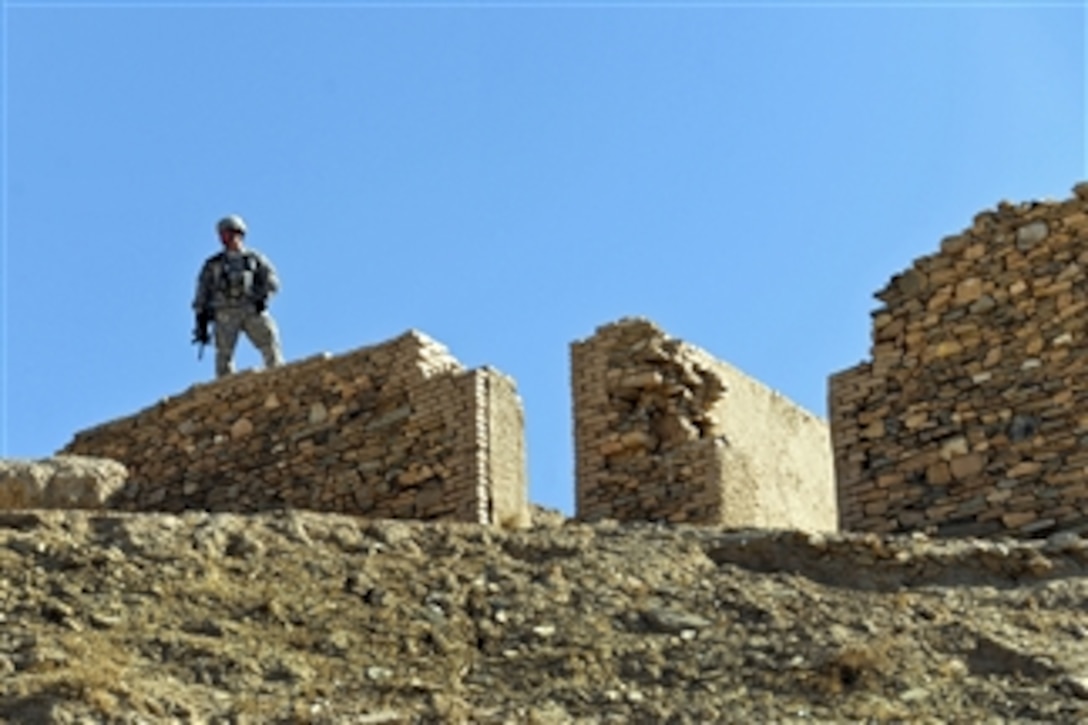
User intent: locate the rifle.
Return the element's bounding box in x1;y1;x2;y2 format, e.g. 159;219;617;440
192;311;212;360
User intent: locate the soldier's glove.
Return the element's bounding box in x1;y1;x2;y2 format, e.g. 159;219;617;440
192;312;212;345
253;298;267;314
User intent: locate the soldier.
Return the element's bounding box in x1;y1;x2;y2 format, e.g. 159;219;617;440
192;214;284;378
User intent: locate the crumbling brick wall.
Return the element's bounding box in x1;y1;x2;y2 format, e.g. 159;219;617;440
62;331;529;526
572;318;836;531
830;182;1088;538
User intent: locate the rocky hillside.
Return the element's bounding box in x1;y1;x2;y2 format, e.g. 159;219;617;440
2;507;1088;723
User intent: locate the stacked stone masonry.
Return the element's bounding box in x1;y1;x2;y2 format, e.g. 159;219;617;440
62;331;529;527
572;318;836;532
830;182;1088;539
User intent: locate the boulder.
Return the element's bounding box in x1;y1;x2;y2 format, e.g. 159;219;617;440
0;455;128;509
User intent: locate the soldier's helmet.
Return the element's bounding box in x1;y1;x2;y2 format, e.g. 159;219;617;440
216;214;247;235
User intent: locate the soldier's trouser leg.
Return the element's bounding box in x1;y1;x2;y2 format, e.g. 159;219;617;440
242;311;284;371
213;311;244;378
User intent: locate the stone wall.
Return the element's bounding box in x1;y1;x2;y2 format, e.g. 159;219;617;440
62;331;529;527
571;318;836;531
830;182;1088;538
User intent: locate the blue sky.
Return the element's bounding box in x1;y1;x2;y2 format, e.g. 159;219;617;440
2;1;1085;515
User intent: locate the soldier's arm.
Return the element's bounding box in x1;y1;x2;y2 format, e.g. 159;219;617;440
193;260;214;313
256;252;280;297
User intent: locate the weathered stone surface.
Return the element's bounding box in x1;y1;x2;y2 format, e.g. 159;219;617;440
830;182;1088;539
0;455;127;509
60;331;528;527
572;318;835;532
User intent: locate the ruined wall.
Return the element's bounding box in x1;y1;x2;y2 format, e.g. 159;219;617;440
62;331;529;526
830;182;1088;538
572;318;836;531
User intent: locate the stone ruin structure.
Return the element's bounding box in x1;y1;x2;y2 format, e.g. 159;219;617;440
571;318;836;531
21;183;1088;540
831;182;1088;539
26;319;837;534
61;331;530;528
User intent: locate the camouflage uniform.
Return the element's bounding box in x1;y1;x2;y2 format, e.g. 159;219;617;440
193;240;284;379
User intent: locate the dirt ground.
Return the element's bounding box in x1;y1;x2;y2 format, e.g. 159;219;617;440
2;507;1088;723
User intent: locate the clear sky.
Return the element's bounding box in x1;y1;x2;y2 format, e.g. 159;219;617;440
2;0;1085;515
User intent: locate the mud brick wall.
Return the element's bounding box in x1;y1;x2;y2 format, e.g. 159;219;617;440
62;331;529;526
830;182;1088;539
572;318;836;531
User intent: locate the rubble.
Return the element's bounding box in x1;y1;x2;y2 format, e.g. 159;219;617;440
2;509;1087;722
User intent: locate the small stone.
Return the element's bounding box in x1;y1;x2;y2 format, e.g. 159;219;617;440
366;666;394;681
1016;220;1049;249
1026;553;1055;576
1045;531;1081;551
532;624;556;638
938;436;969;461
950;453;986;480
1009;416;1039;442
940;234;969;254
969;295;996;314
1022;518;1057;535
619;371;665;390
89;612;123;629
935;340;962;358
900;688;930;703
1066;675;1088;700
618;430;655;450
861;420;885;439
230;418;254;439
1002;511;1037;529
309;403;328;424
642;607;712;634
896;269;926;295
926;462;953;486
955;278;983;305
